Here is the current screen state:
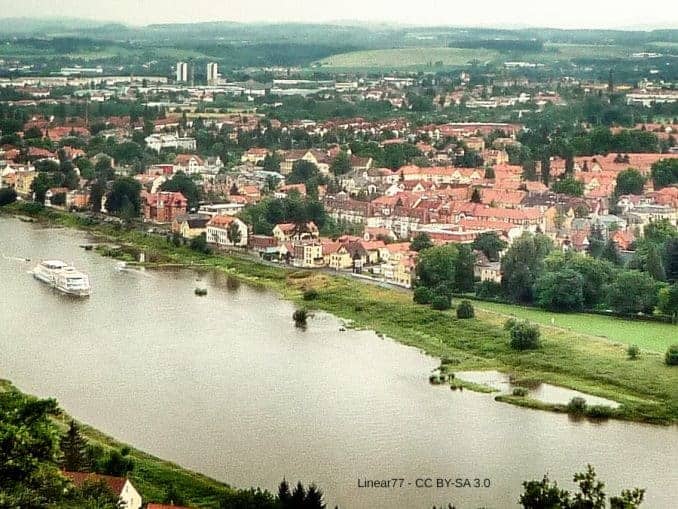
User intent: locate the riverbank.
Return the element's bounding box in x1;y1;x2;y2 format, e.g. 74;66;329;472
2;203;677;425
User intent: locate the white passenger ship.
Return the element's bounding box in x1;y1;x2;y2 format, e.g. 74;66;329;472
32;260;92;296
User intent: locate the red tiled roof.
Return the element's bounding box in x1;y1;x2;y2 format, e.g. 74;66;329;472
143;191;187;207
208;215;237;227
63;471;127;495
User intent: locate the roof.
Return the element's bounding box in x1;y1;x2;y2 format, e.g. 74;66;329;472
144;191;188;207
207;215;238;227
174;154;204;166
63;471;127;495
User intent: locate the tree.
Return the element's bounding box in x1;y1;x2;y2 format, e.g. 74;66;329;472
456;300;475;318
0;187;17;206
290;481;306;507
540;156;551;186
330;151;352;176
30;172;54;203
470;188;482;203
484;166;495;179
190;233;211;254
410;232;433;252
658;283;678;323
415;243;474;294
520;465;644;509
287;160;319;184
646;243;666;281
544;251;616;309
606;270;659;315
650;158;678;189
666;345;678;366
509;321;541;350
454;245;475;292
431;294;452;310
535;268;585;312
67;478;122;509
413;286;433;304
501;233;553;303
227;221;242;246
552;177;584;197
522;159;538;181
262;152;281;172
161;171;201;210
304;484;326;509
665;238;678;283
278;479;292;507
105;177;142;219
472;232;508;262
97;449;133;477
565;153;575;177
614;169;645;196
0;390;67;507
601;239;622;265
60;420;88;472
89;180;107;213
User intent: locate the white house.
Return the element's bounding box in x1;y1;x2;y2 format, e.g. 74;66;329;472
206;215;248;247
145;134;197;152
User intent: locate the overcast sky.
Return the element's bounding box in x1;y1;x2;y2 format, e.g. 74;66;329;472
3;0;677;29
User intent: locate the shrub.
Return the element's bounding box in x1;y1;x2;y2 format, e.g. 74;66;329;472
429;374;441;384
585;405;614;419
504;317;518;331
512;387;528;397
413;286;433;304
433;281;454;299
475;280;503;299
666;344;678;366
566;397;587;414
302;289;319;301
0;187;17;206
292;309;308;326
456;300;475;319
509;321;541;350
431;294;452;310
627;344;640;360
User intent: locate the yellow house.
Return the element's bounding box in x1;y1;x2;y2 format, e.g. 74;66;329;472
15;170;37;197
329;245;354;270
394;254;416;288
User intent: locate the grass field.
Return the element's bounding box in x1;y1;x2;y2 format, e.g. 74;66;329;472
315;43;639;70
540;43;631;60
468;299;677;353
315;47;500;69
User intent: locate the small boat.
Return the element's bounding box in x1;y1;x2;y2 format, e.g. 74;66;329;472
32;260;92;297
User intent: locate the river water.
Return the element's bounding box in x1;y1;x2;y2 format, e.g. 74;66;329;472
1;217;676;509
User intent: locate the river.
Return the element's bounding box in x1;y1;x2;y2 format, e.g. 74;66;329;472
0;217;676;509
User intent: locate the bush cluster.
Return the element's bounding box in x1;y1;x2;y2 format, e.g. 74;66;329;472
507;320;541;350
456;300;475;319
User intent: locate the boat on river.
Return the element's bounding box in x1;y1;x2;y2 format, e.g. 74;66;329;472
32;260;91;296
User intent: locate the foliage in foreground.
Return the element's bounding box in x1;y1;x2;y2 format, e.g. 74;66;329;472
520;465;644;508
0;385;327;508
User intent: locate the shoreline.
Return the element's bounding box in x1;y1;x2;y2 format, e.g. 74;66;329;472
2;204;676;426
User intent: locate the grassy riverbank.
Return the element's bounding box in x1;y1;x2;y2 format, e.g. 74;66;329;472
3;203;677;425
